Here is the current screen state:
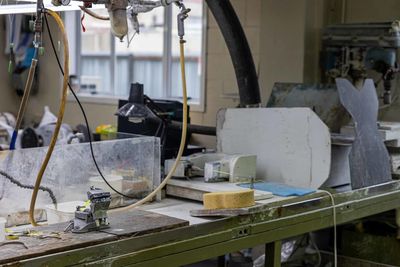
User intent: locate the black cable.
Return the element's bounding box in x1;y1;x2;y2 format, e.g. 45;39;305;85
0;170;57;206
44;11;137;199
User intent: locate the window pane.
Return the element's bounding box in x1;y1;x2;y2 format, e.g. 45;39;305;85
116;56;130;96
115;8;164;98
81;56;111;95
81;9;112;94
81;9;111;53
171;0;204;101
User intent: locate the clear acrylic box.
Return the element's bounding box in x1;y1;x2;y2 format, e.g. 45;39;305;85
0;135;160;224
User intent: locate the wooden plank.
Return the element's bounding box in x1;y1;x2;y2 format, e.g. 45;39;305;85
166;178;273;201
190;205;261;217
0;210;188;265
102;210;188;237
0;225;117;265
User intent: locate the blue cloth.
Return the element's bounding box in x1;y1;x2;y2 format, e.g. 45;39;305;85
239;182;315;197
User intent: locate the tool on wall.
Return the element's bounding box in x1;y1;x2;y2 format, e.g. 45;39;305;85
5;15;40;96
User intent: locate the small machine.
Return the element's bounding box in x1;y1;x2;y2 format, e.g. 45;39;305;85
65;187;111;233
322;21;400;104
165;153;257;183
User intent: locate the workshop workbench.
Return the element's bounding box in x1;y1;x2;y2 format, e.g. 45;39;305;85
2;180;400;267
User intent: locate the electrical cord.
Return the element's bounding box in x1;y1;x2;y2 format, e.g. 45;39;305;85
0;170;57;206
43;11;149;199
29;9;69;226
319;190;337;267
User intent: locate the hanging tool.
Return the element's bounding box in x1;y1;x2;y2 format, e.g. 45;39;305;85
9;0;44;150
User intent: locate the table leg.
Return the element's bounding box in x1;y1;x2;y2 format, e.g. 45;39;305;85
217;255;226;267
265;241;281;267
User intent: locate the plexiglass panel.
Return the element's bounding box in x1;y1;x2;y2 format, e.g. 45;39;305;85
0;136;160;219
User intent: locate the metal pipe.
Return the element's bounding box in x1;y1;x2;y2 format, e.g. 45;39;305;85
170;121;216;136
205;0;261;107
147;117;216;136
188;124;216;136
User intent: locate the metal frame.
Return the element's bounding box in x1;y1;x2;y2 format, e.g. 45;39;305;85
13;181;400;267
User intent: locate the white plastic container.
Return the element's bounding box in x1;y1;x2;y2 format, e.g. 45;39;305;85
89;174;123;193
45;201;84;224
0;217;6;242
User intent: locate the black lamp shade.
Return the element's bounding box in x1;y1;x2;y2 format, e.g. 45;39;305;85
115;83;154;123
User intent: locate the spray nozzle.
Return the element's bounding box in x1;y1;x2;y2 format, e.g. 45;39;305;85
177;3;190;39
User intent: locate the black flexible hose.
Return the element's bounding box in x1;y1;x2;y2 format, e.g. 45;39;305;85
205;0;261;107
0;170;57;206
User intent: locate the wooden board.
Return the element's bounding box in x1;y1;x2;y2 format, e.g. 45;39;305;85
102;210;188;236
166;177;273;201
0;210;188;265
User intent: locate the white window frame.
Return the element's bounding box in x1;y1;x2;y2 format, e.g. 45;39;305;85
65;4;207;112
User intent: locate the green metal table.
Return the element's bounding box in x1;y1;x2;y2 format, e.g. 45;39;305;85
4;181;400;267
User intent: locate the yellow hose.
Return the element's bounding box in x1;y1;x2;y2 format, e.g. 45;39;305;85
29;9;69;226
111;39;188;212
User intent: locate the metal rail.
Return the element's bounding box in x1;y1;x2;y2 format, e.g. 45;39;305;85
14;181;400;267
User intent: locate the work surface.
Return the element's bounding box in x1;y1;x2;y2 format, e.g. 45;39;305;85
2;180;400;266
0;210;188;265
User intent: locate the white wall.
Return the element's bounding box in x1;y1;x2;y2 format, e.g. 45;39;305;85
344;0;400;23
259;0;308;102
